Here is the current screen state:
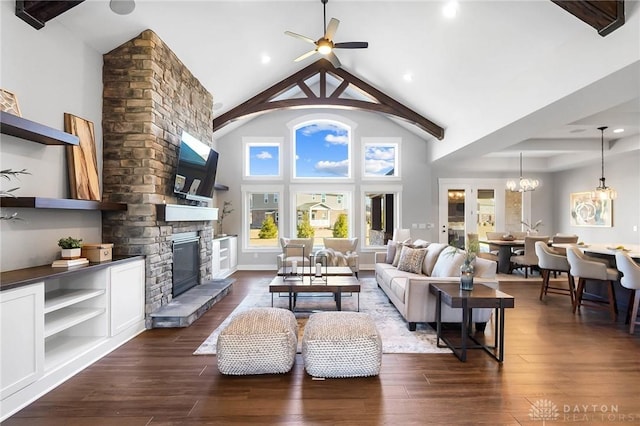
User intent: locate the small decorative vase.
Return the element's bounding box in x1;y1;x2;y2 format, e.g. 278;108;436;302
460;261;475;291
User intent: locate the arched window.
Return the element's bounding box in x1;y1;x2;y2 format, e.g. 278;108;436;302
293;119;352;180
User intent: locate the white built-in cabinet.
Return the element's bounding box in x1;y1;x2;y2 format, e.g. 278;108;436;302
212;236;237;278
0;257;145;421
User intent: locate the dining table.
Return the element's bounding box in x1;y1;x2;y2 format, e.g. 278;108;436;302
479;239;527;274
552;243;640;261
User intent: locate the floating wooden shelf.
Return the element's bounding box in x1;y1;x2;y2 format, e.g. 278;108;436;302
214;183;229;191
0;111;79;146
0;197;126;211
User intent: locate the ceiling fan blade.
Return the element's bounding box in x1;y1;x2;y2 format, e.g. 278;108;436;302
334;41;369;49
294;49;318;62
325;18;340;41
285;31;316;45
326;51;342;68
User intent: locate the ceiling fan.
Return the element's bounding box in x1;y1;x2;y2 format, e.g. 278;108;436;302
285;0;368;68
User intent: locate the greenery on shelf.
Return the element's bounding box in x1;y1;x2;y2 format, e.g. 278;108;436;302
58;236;83;249
259;215;278;239
297;211;314;238
332;213;348;238
1;168;30;220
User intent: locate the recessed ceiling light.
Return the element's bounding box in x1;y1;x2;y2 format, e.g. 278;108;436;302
442;0;459;19
261;54;271;65
403;72;413;82
109;0;135;15
613;128;625;133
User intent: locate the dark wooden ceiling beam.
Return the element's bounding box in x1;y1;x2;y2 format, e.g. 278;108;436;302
213;59;445;140
15;1;85;30
551;0;625;36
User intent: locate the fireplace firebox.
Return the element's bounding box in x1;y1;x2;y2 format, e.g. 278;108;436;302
172;232;200;297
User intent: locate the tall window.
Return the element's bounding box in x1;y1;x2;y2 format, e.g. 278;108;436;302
294;120;351;179
242;186;283;250
292;188;353;240
243;137;282;179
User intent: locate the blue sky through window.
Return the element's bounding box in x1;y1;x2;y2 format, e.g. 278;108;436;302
364;145;396;176
295;122;350;178
248;145;279;176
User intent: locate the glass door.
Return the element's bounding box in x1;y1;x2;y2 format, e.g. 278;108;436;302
438;184;472;249
476;189;496;240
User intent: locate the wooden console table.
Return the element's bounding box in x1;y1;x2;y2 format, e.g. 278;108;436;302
429;282;515;362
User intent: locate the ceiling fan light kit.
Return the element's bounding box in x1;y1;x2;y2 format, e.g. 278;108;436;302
591;126;617;200
285;0;368;68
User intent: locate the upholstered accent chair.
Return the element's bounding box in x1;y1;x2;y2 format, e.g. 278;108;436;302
276;237;314;270
319;237;359;277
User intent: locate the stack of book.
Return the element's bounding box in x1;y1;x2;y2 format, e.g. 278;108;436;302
51;258;89;268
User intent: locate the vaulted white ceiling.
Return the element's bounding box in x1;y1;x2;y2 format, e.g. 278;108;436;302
44;0;640;172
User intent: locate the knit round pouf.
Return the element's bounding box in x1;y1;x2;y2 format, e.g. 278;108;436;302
302;311;382;378
216;307;298;375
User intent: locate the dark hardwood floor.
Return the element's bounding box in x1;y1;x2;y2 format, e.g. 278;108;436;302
5;271;640;425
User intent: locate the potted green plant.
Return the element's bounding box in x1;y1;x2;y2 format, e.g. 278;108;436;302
58;236;83;259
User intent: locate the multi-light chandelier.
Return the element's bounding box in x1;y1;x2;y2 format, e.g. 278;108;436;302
591;126;617;200
506;152;539;192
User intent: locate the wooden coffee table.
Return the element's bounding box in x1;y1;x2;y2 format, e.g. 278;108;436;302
269;275;360;311
429;282;515;362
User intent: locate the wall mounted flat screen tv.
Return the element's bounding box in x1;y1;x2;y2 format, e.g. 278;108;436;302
173;131;219;203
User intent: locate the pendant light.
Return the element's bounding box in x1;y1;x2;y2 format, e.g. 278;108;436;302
506;153;539;192
591;126;617;200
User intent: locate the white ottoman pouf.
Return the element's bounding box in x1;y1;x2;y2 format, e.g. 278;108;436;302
302;311;382;378
217;307;298;375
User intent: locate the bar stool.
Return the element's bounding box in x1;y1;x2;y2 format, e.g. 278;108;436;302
614;251;640;334
566;247;619;320
535;241;575;305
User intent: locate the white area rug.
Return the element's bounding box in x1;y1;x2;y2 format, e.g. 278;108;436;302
194;278;451;355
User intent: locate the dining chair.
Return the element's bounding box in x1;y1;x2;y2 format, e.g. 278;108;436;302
566;247;619;321
468;233;499;270
535;241;575;305
614;251;640;334
510;235;549;278
551;234;579;255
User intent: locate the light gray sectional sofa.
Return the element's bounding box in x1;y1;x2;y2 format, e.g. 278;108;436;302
375;242;498;331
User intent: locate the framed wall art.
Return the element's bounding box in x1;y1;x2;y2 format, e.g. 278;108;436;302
570;191;612;227
0;89;22;117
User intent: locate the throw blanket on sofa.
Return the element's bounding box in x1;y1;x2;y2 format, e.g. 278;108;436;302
314;248;349;267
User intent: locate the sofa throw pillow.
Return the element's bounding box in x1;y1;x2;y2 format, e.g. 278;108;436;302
411;239;430;248
385;241;397;264
392;242;408;267
431;249;465;277
397;246;428;274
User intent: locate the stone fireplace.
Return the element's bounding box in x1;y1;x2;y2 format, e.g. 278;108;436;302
101;29;216;327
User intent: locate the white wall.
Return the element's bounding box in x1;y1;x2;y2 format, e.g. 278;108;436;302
553;149;640;245
0;3;104;270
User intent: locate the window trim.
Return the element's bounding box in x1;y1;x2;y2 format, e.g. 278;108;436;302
362;137;401;180
241;184;284;252
243;137;283;180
